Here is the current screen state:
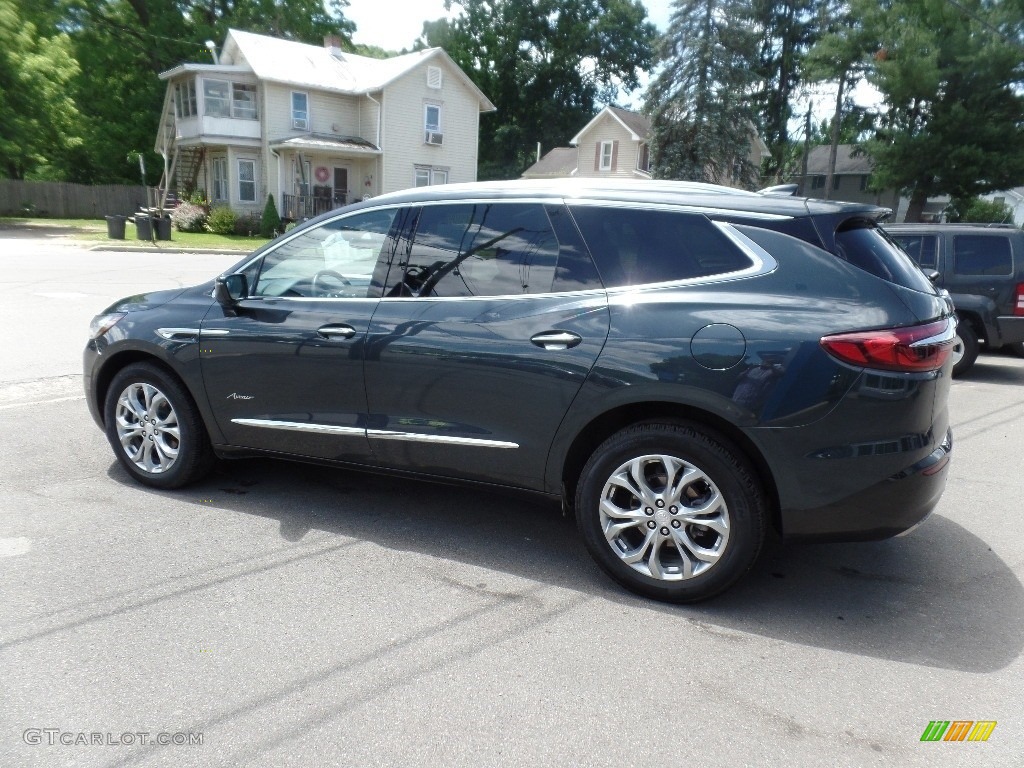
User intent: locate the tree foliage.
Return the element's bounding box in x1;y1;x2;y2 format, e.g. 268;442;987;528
946;196;1014;224
419;0;656;179
862;0;1024;220
0;0;81;179
645;0;761;187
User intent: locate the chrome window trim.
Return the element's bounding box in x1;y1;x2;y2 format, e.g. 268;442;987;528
367;429;518;449
231;419;364;436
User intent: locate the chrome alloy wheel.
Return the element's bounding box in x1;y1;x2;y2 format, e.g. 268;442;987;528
951;332;965;367
114;382;180;474
599;454;730;581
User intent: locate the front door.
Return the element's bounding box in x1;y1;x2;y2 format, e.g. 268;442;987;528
200;207;404;462
334;167;349;207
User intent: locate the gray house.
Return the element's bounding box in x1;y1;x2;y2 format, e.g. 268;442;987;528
155;29;495;219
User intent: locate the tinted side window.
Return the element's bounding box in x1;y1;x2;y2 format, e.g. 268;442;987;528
954;235;1012;275
889;234;938;269
569;206;753;287
253;209;397;298
834;221;935;292
392;203;558;297
545;204;604;292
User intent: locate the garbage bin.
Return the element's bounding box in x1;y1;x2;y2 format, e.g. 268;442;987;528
134;214;153;240
104;215;127;240
153;215;172;241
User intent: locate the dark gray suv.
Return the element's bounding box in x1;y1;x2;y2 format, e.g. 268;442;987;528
886;223;1024;376
85;180;955;602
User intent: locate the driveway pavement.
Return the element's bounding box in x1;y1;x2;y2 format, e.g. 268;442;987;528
1;232;1022;767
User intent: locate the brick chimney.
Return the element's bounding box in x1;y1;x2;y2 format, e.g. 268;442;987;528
324;35;342;57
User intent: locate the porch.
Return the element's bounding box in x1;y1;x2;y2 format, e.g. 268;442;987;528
281;191;348;221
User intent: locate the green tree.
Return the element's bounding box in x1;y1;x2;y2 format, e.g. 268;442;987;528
864;0;1024;221
946;197;1014;224
645;0;761;187
420;0;656;179
0;0;81;179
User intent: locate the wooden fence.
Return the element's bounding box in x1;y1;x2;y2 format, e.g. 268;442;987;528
0;179;149;219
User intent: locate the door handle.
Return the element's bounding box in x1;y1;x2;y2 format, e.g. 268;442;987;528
530;331;582;350
317;324;356;340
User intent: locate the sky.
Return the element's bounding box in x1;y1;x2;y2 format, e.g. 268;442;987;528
344;0;676;52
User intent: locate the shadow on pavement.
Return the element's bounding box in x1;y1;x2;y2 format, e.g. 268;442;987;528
107;454;1024;674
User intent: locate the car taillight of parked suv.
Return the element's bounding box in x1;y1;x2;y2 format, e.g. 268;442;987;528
85;179;955;602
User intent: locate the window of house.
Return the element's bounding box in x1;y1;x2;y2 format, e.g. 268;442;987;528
832;175;841;190
859;174;870;192
292;92;309;130
203;79;230;117
388;203;558;298
232;84;257;119
238;159;256;203
424;104;442;143
637;143;650;173
414;167;448;187
599;141;613;171
811;175;825;190
175;80;197;118
212;157;228;202
954;235;1012;275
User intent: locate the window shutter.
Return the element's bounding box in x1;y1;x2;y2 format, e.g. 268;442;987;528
427;66;443;89
611;141;619;172
594;142;600;171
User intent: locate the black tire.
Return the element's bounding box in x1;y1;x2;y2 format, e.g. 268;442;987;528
103;362;214;489
575;422;767;603
1008;342;1024;358
951;319;979;378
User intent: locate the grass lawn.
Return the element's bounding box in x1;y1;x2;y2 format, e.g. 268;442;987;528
0;216;270;251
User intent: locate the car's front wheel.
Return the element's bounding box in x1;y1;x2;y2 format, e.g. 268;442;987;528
103;363;214;489
575;422;767;603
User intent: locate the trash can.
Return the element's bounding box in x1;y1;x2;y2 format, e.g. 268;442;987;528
104;215;127;240
153;215;172;241
134;214;153;240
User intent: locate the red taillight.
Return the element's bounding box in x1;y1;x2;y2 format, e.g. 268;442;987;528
1014;283;1024;316
820;319;955;372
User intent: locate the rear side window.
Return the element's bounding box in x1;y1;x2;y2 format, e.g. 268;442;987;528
890;233;938;269
834;221;935;292
954;235;1012;275
395;202;559;297
569;206;753;287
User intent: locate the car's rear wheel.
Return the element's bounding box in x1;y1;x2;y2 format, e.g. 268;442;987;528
1008;341;1024;358
575;422;766;602
103;363;213;489
951;319;979;377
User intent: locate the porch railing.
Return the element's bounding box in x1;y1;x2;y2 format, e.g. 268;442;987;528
281;192;347;220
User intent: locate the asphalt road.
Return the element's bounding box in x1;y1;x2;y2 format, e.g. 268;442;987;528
1;229;1022;767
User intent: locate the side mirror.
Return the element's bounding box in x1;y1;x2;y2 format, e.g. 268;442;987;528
922;269;941;284
215;273;248;306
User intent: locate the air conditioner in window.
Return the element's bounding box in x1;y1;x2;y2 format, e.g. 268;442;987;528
292;118;308;130
425;131;444;146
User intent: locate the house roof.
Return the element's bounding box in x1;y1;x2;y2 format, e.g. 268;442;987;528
803;144;873;175
269;134;381;154
520;147;578;179
570;106;652;145
203;30;495;111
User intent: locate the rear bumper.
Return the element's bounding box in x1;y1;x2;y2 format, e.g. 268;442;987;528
780;428;952;541
996;316;1024;345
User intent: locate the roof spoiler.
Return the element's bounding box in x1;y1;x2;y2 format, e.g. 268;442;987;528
758;184;799;196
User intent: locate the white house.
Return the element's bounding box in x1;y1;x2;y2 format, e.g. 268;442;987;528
155;30;495;219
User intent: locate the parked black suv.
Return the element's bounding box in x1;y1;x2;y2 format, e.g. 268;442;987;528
885;223;1024;376
86;180;955;602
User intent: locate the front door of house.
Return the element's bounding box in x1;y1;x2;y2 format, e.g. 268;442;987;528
334;167;348;207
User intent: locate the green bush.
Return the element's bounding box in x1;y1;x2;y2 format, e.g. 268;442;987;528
947;197;1014;224
261;194;282;238
233;212;262;236
171;202;207;232
206;205;237;235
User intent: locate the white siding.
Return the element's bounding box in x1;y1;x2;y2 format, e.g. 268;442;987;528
380;58;481;194
262;83;361;139
575;115;640;179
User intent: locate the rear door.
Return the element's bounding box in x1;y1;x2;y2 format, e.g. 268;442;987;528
363;201;609;490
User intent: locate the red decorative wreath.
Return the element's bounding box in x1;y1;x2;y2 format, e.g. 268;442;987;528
314;166;330;183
